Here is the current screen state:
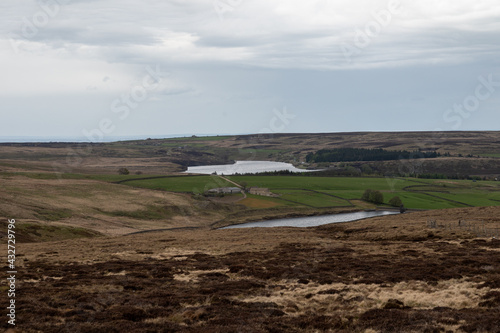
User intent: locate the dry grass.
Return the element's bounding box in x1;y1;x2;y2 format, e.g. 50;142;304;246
7;210;500;332
0;175;233;236
174;269;229;283
238;278;496;316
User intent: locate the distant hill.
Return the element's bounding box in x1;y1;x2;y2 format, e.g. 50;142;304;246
0;131;499;177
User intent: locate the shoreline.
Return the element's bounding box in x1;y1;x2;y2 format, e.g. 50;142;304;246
210;207;416;230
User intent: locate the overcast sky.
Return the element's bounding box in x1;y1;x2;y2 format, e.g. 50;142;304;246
1;0;500;140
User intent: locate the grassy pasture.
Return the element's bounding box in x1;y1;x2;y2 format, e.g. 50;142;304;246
124;175;235;193
480;153;500;158
238;194;287;208
272;189;351;207
229;176;421;191
387;192;467;210
228;176;500;209
0;171;142;182
116;174;500;210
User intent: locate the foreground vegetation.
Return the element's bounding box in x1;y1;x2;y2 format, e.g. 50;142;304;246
8;207;500;332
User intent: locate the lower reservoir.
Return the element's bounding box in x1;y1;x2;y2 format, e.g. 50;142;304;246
221;210;400;229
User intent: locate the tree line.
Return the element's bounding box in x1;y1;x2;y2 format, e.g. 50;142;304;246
306;148;440;163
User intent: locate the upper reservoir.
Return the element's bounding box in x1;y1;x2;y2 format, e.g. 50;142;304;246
221;210;399;229
185;160;317;175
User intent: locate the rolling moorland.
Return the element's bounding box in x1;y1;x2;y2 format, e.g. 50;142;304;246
1;131;500;332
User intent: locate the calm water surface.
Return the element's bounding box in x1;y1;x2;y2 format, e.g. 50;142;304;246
185;161;317;175
221;210;399;229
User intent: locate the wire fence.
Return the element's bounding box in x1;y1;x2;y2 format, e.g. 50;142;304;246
427;219;500;238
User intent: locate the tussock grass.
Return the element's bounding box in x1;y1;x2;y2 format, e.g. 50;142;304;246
235;278;496;316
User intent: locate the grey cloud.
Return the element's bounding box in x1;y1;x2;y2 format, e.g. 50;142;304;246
4;1;500;70
1;1;500;138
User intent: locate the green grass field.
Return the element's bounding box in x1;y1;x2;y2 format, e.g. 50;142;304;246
272;189;351;207
227;176;500;209
124;175;235;193
0;172;143;182
230;176;423;192
480;153;500;158
119;174;500;210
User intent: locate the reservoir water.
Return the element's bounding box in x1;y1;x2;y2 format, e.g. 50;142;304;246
221;210;399;229
185;160;317;175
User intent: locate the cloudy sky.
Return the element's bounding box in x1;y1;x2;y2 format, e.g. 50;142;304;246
1;0;500;140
